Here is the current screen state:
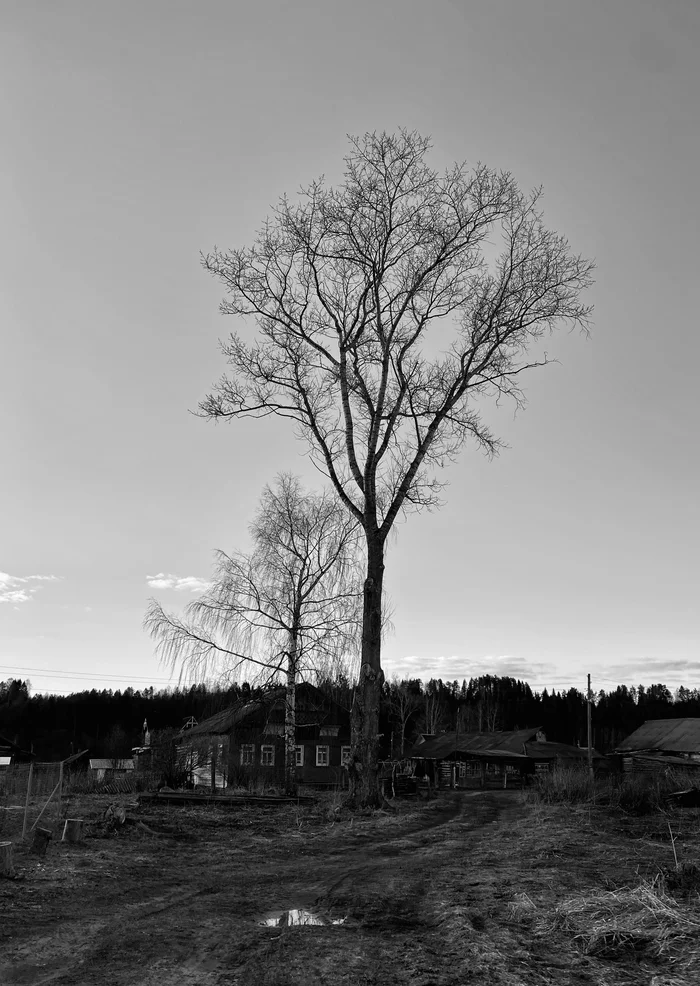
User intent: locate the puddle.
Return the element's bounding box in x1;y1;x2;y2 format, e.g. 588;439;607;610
259;909;347;927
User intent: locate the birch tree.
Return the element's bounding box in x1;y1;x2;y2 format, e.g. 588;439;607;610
144;474;361;795
198;129;594;804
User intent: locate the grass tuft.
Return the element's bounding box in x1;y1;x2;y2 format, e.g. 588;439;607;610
541;874;700;971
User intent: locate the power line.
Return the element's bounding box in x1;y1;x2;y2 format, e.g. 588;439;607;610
0;664;195;685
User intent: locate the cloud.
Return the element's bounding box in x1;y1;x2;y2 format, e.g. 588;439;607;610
146;573;212;594
591;657;700;688
384;652;700;693
384;653;557;687
0;572;62;605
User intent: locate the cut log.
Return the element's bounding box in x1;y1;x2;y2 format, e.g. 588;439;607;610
31;827;52;856
62;818;84;843
0;841;14;878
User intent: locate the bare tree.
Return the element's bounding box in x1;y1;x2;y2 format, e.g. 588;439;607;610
199;129;594;804
386;676;423;756
144;474;361;795
422;685;448;736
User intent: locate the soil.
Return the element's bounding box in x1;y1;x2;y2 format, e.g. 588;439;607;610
1;790;698;985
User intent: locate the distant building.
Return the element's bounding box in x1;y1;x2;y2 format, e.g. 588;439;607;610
88;758;135;783
131;719;153;772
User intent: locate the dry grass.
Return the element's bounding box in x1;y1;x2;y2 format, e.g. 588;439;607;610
545;874;700;971
528;765;700;816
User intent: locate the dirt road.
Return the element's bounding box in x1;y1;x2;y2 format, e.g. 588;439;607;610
0;790;680;985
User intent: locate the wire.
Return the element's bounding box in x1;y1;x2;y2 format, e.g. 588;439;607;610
0;664;196;685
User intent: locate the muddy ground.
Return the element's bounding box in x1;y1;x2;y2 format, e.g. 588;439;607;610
1;789;698;985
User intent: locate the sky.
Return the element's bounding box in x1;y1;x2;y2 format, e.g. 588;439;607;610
1;0;698;699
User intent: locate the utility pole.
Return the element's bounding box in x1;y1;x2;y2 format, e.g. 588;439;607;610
587;673;594;780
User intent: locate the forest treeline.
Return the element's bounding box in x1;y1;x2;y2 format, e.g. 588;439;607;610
1;675;699;761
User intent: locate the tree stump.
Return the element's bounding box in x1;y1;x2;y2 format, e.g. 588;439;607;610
0;841;14;878
31;827;53;856
62;818;84;843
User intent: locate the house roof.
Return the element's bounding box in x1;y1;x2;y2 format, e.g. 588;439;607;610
524;741;603;761
615;719;700;754
89;758;135;770
179;684;348;741
180;700;264;739
410;727;542;759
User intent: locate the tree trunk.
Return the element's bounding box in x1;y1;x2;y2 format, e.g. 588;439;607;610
284;633;298;797
349;535;384;807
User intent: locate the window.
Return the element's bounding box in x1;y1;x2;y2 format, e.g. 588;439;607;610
316;745;330;767
260;745;275;766
240;744;254;766
319;725;340;737
340;746;352;767
294;745;304;767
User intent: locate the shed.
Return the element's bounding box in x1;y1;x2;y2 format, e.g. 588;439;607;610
614;719;700;772
89;758;135;783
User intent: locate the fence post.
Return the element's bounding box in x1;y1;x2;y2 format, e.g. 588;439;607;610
21;762;34;841
58;760;64;823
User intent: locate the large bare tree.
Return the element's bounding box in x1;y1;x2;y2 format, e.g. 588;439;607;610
199;130;594;804
144;474;361;794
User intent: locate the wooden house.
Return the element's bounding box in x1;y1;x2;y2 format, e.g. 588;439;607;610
177;683;352;790
410;728;603;787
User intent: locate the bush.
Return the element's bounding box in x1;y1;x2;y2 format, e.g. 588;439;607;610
527;765;700;815
526;766;595;806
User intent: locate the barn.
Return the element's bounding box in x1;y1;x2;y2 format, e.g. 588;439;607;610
613;719;700;772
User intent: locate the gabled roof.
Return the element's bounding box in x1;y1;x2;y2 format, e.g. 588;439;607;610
179;683;348;741
615;719;700;754
411;727;541;759
180;700;265;739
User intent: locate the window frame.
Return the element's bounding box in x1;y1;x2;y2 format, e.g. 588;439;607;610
240;744;254;766
260;744;275;766
294;745;304;767
340;745;352;767
315;745;330;767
